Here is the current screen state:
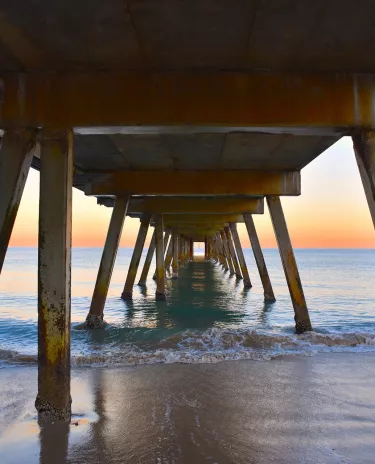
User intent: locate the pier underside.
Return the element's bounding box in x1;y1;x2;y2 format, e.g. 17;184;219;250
1;0;375;422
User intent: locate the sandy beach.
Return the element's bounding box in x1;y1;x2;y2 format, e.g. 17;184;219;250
0;353;374;463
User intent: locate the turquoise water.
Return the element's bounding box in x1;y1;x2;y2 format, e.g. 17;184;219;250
1;247;375;366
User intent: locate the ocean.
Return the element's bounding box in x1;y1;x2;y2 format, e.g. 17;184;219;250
1;247;375;368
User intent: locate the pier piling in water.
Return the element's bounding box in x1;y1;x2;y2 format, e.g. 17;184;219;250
229;223;252;288
121;213;151;300
138;229;156;286
87;196;129;327
243;213;275;301
36;130;73;423
267;196;312;333
155;215;166;300
225;227;242;279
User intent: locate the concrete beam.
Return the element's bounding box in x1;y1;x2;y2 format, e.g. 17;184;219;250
126;197;264;214
352;133;375;227
1;71;375;130
267;196;312;334
243;213;275;301
86;196;129;327
121;214;151;299
162;214;245;224
36;129;73;423
86;171;300;196
0;129;37;273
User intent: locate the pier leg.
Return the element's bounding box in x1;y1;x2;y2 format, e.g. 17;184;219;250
121;214;151;299
155;214;166;300
225;227;242;279
164;234;174;270
204;238;208;261
190;239;193;260
242;213;275;301
221;230;235;274
217;232;228;270
138;230;155;286
172;233;179;278
86;197;129;327
267;196;312;333
229;223;252;287
352;133;375;227
152;229;171;279
0;129;37;273
36;129;73;423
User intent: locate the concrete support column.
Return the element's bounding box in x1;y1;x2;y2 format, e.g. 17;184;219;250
217;232;228;269
155;214;166;300
0;129;37;274
352;133;375;227
172;233;179;279
225;227;242;279
152;229;170;280
164;233;174;270
190;239;193;260
121;213;151;299
229;222;252;288
267;196;312;333
243;213;275;301
36;129;73;423
204;238;208;261
221;230;235;274
86;196;129;327
138;229;156;286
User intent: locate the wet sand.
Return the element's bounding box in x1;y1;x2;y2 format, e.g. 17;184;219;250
1;353;375;463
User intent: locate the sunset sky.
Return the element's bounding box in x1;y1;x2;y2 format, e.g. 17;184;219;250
8;136;375;249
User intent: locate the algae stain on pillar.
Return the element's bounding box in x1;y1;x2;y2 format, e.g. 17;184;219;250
36;129;73;423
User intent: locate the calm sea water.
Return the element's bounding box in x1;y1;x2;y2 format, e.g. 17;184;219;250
1;247;375;367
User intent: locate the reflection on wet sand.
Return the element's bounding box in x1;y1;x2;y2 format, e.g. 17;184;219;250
1;353;375;463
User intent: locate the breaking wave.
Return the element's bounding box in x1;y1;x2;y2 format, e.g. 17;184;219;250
2;329;375;368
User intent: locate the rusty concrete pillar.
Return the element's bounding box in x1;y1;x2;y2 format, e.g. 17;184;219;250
221;230;235;274
86;196;129;327
164;233;174;270
155;214;166;300
217;232;228;269
36;129;73;423
0;129;37;274
352;133;375;227
152;228;171;279
225;227;242;279
172;233;179;278
204;238;208;260
138;228;156;286
229;222;251;288
121;213;151;299
190;238;193;260
267;196;312;333
243;213;275;301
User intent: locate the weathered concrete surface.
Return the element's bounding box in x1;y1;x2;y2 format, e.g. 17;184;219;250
0;129;37;273
225;227;242;279
1;72;375;131
138;229;155;286
155;215;166;299
152;229;171;280
229;223;253;288
121;214;151;299
86;196;129;326
353;133;375;228
243;213;275;302
36;129;73;423
267;196;312;334
220;230;234;274
164;234;174;270
172;233;179;279
85;170;300;196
